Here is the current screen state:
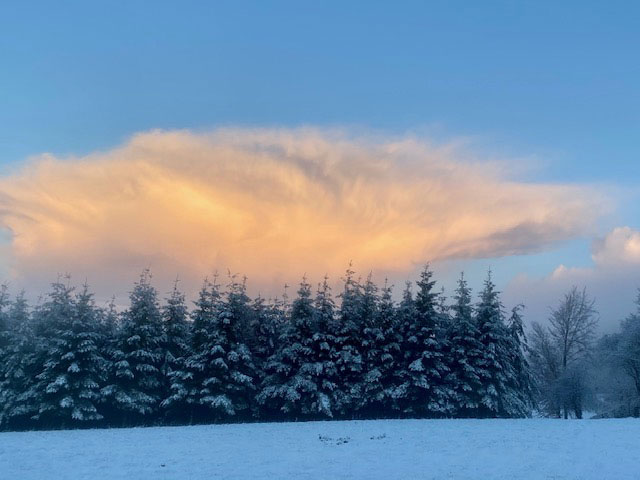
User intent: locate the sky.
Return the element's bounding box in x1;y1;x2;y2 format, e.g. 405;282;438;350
0;1;639;329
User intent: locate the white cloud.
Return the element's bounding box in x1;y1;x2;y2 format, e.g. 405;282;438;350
505;226;640;331
592;226;640;267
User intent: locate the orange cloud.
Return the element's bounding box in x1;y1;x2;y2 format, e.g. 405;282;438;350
0;128;606;298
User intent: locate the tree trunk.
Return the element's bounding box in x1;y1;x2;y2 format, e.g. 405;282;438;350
573;402;582;419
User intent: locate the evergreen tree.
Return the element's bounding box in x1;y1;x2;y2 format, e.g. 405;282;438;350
250;296;283;379
29;280;74;423
96;297;119;423
475;272;512;417
164;278;221;422
394;266;451;416
258;277;342;418
0;285;10;365
447;273;486;417
0;287;25;428
99;297;119;341
204;276;257;419
390;282;414;413
436;286;450;323
502;304;534;417
159;281;191;419
31;281;106;425
309;276;342;416
359;277;400;416
415;265;454;415
258;279;305;416
249;295;283;418
171;275;256;421
253;297;280;361
103;271;164;421
1;292;39;428
0;285;11;400
333;266;364;415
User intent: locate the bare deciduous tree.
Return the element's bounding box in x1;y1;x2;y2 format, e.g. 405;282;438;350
529;287;598;418
549;287;598;370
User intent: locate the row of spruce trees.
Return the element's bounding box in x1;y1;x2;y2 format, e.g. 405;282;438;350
0;265;534;431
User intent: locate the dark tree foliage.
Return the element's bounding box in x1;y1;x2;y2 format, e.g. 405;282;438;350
164;278;221;422
447;274;486;417
393;266;453;417
619;293;640;409
257;278;340;418
0;265;543;431
102;271;165;422
0;285;10;363
0;292;37;429
504;305;535;417
249;295;284;418
309;276;343;417
333;266;364;415
159;281;191;419
204;276;257;419
34;283;106;425
474;272;524;418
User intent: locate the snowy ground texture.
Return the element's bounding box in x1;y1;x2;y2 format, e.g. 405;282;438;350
1;418;639;480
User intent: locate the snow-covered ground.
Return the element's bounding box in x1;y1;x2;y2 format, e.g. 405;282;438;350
1;418;638;479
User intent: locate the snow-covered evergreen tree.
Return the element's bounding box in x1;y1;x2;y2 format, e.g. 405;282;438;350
159;281;191;419
259;280;306;416
163;278;221;422
333;266;364;415
172;275;257;421
390;282;412;410
394;266;452;417
248;295;283;417
415;266;454;415
259;279;319;417
474;272;512;417
359;277;400;416
29;281;106;425
103;271;164;421
447;273;487;417
0;286;17;428
95;297;119;423
309;276;342;416
254;297;281;361
99;297;119;341
259;276;346;418
0;285;10;386
0;285;9;357
502;304;534;417
202;276;257;419
0;292;39;429
250;296;282;373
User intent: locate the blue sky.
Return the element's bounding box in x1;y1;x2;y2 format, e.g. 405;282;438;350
1;1;639;326
2;1;638;177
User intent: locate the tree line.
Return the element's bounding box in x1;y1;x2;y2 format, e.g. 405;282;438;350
0;265;638;431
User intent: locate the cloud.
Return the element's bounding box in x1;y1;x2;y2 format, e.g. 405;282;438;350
591;226;640;267
0;128;606;299
505;226;640;331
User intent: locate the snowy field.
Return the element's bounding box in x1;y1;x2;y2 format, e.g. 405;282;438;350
1;419;638;480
